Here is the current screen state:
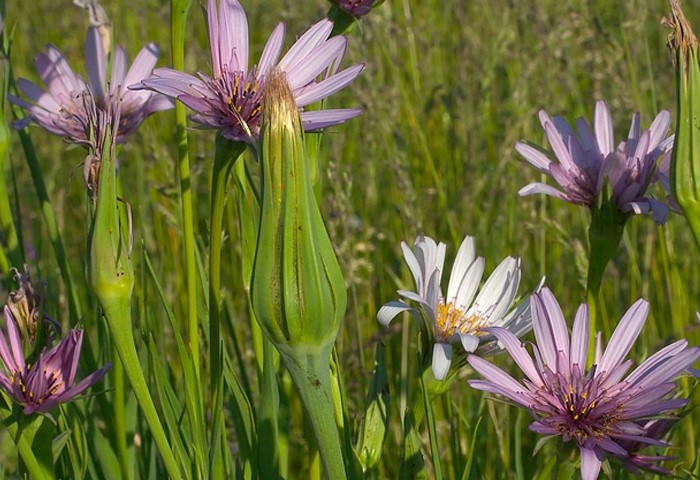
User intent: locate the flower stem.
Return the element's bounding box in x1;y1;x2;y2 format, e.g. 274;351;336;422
208;137;245;478
103;296;182;479
170;0;199;383
586;200;626;341
279;346;348;480
8;411;56;480
112;345;131;480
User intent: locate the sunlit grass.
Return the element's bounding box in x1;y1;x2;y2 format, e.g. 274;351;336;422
2;0;699;478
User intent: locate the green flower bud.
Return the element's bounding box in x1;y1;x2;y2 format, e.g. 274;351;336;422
251;69;350;479
251;68;347;356
667;0;700;252
355;344;389;472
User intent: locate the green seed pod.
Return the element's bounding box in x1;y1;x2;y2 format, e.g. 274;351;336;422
251;68;347;355
668;0;700;252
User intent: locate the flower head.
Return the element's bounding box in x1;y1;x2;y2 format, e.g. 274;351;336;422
0;307;111;414
137;0;364;144
10;26;171;144
377;235;536;380
516;100;673;223
338;0;376;17
468;288;700;479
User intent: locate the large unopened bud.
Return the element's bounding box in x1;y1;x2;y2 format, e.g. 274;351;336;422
667;0;700;252
251;68;349;479
252;68;347;355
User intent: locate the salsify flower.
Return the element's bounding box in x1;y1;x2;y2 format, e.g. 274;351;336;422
516;100;673;223
467;288;700;479
0;307;111;415
136;0;364;144
377;235;537;380
10;26;171;144
337;0;377;17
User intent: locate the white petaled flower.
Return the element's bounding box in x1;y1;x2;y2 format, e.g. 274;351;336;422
377;235;539;380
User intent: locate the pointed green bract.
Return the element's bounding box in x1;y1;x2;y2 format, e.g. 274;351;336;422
668;0;700;253
252;69;347;354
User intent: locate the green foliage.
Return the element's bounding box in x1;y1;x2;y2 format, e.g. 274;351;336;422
0;0;698;478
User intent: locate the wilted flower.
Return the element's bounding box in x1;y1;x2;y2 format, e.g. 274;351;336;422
377;235;536;380
516;100;673;224
10;26;171;144
6;267;60;347
468;288;699;479
0;307;110;414
137;0;364;144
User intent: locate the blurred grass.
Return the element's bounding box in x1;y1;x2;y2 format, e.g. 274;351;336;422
5;0;700;478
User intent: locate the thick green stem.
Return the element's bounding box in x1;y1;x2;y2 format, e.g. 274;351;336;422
208;137;245;479
280;346;348;480
8;411;56;480
208;139;245;395
103;297;182;479
170;0;199;381
112;345;131;480
586;200;626;342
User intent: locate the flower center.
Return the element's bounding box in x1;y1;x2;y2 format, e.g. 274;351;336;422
9;363;65;407
211;67;263;138
535;367;622;446
434;302;487;340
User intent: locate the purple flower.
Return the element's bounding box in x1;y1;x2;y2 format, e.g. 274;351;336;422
0;307;111;415
137;0;364;144
467;288;699;479
10;26;172;144
377;235;538;380
338;0;376;17
516;100;673;224
613;419;676;475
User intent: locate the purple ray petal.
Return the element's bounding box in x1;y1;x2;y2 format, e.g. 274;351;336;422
219;0;249;72
294;63;365;107
515;142;552;172
278;19;334;73
123;43;160;88
483;327;542;386
594;100;614;157
300;108;363;130
286;36;348;91
258;22;285;78
597;298;648;376
85;27;106;101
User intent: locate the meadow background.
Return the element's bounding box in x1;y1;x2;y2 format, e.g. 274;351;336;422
3;0;700;478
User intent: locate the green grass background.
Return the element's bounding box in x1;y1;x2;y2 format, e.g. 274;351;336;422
4;0;700;478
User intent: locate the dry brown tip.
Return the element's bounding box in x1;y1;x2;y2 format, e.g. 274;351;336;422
263;68;298;129
663;0;698;52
